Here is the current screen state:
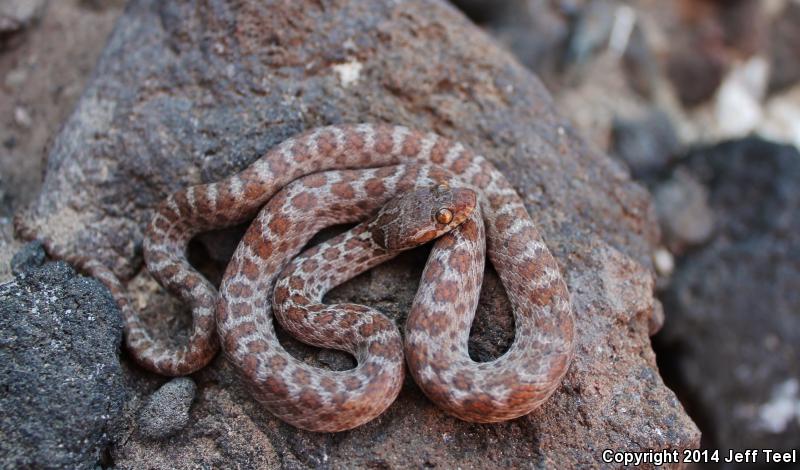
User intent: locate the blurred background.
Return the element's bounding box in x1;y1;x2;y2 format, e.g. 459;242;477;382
1;0;798;464
451;0;800;461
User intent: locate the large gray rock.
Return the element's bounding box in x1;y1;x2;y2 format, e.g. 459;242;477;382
660;138;800;452
0;243;125;469
14;0;698;467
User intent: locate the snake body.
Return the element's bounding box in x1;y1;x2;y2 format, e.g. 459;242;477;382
86;123;573;430
249;166;476;430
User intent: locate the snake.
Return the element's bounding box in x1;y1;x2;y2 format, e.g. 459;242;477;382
213;124;574;430
22;123;574;430
243;164;477;431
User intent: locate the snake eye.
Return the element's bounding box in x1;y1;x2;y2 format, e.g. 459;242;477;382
435;208;453;224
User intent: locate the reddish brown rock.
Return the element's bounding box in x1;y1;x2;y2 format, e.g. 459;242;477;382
768;2;800;93
666;0;767;107
14;0;698;467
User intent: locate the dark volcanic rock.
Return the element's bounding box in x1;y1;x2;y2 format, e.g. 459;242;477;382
0;244;125;469
682;138;799;241
15;0;698;467
10;240;46;275
611;110;681;179
449;0;515;24
659;138;800;452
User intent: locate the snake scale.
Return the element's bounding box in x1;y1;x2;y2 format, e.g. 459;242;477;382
23;123;575;431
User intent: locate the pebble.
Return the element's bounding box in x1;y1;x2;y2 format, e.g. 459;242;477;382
137;378;197;439
13;106;32;128
653;169;714;253
652;247;674;278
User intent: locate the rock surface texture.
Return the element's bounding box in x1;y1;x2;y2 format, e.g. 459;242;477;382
0;0;123;281
0;243;125;469
14;0;699;467
659;138;800;452
137;377;197;439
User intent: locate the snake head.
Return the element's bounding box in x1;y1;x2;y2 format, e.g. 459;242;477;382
369;183;478;251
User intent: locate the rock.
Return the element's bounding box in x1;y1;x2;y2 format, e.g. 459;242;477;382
115;383;282;469
652;247;674;278
565;0;615;67
666;38;726;107
652;169;714;254
0;220;18;283
10;240;45;276
79;0;129;12
0;175;18;283
0;172;6;215
714;57;769;138
621;23;659;98
648;298;665;336
768;2;800;93
449;0;515;24
12;106;32;128
611;109;681;179
0;250;125;469
761;87;800;150
3;66;27;88
451;0;571;90
0;0;46;45
663;0;732;108
138;378;197;439
682;138;799;240
0;0;123;219
15;0;698;466
715;0;766;58
658;137;800;453
664;0;767;108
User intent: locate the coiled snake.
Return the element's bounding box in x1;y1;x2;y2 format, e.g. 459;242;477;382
28;124;576;431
